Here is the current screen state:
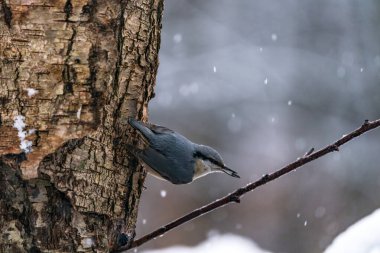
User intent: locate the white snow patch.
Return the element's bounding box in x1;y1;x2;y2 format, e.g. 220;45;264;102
14;115;26;133
13;115;33;153
77;104;82;119
324;209;380;253
25;88;38;97
82;237;95;248
142;234;271;253
20;140;33;153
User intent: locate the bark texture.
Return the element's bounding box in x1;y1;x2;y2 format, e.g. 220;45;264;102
0;0;163;252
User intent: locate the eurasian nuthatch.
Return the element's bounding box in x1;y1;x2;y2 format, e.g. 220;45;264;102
128;118;240;184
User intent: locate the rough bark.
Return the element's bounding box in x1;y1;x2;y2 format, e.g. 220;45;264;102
0;0;163;252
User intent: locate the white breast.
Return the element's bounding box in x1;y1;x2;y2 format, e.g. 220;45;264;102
193;158;213;179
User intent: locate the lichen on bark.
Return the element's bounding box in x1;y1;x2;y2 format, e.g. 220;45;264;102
0;0;163;252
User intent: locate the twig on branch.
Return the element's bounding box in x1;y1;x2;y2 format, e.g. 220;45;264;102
114;119;380;252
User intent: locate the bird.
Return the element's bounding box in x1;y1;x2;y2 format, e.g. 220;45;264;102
127;118;240;184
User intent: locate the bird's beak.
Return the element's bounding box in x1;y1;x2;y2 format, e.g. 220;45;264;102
221;165;240;178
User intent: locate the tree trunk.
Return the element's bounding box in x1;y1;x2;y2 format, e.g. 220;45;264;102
0;0;163;252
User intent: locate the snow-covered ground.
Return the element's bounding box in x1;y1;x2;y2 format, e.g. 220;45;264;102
142;209;380;253
142;233;270;253
324;209;380;253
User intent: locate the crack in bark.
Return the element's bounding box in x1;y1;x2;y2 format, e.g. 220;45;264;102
1;0;12;28
87;44;102;127
81;0;97;21
0;158;34;252
64;0;73;22
111;1;127;97
62;27;77;95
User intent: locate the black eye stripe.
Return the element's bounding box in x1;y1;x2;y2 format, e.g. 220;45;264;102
194;151;224;167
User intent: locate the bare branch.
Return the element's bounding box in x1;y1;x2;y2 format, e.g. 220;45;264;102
114;119;380;252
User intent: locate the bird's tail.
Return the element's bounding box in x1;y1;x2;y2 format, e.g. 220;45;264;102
128;118;154;142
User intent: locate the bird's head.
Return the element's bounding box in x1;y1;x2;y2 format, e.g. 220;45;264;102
193;144;240;179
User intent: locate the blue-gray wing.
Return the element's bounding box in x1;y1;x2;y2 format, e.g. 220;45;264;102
138;147;194;184
128;118;175;142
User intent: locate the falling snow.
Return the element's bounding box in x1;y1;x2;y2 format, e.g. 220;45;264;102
228;114;242;133
288;100;292;106
142;219;147;225
264;78;268;85
271;33;278;41
213;66;217;73
160;190;167;198
173;33;182;43
304;221;308;226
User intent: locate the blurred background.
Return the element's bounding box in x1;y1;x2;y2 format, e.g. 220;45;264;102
136;1;380;252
